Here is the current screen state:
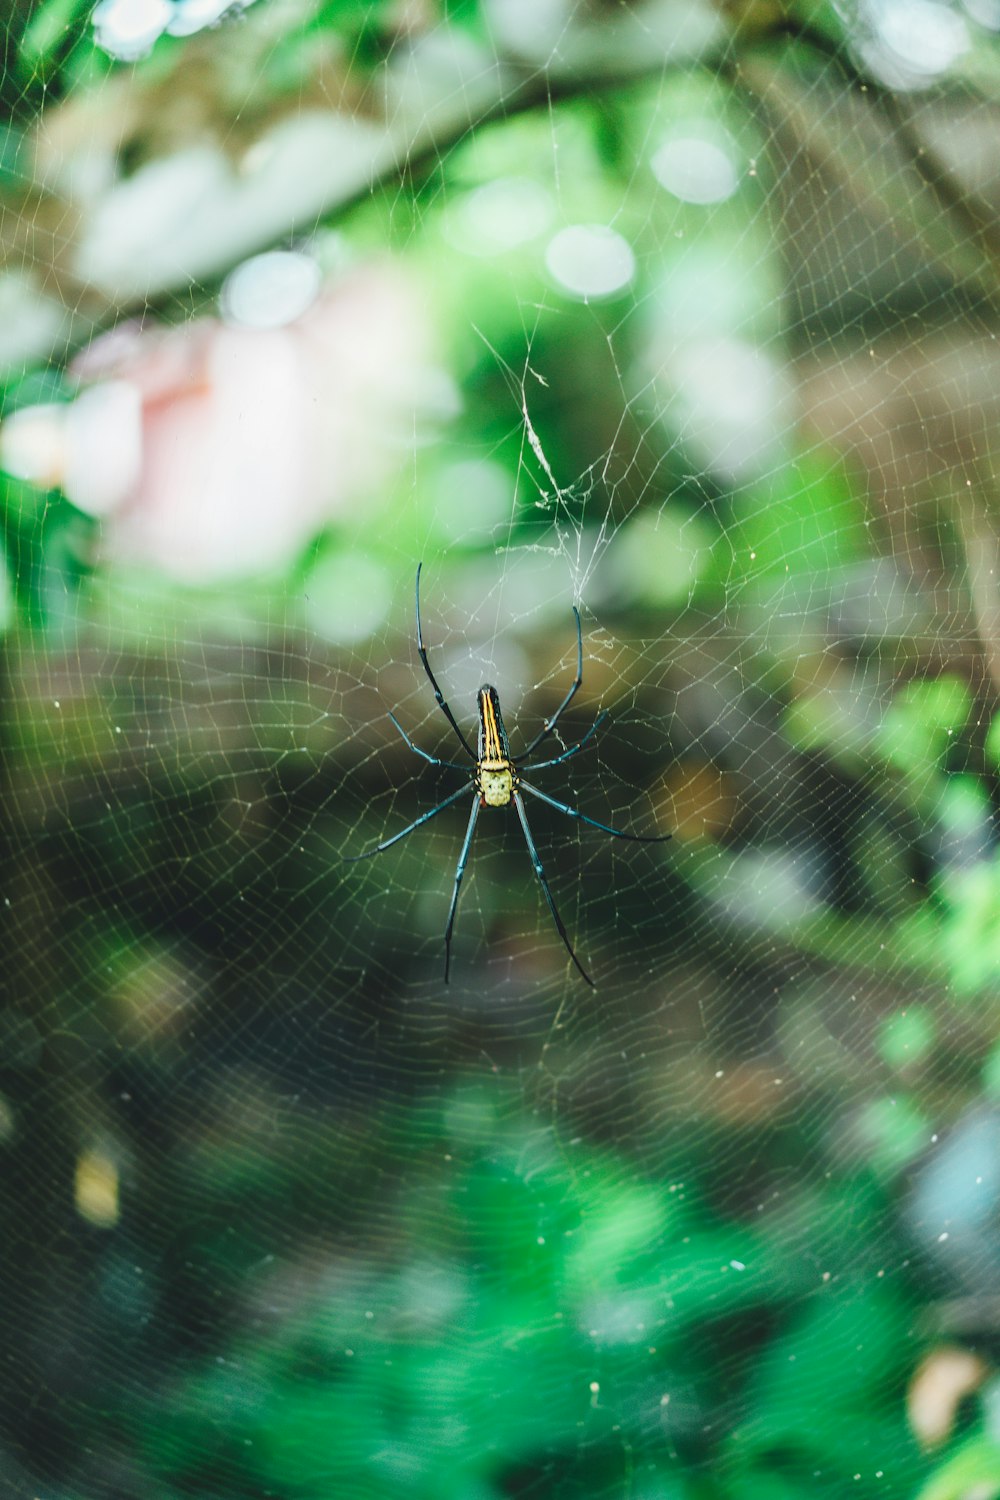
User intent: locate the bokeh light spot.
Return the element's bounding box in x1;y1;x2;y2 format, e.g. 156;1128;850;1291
651;137;739;204
221;250;322;330
445;178;554;256
74;1147;121;1229
91;0;172;59
861;0;969;87
544;225;635;301
168;0;242;36
434;459;513;544
304;552;393;643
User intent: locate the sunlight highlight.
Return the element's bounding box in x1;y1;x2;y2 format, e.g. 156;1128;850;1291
545;224;635;300
651;135;740;204
860;0;969;87
74;1147;121;1229
444;178;554;256
221;250;322;330
92;0;257;58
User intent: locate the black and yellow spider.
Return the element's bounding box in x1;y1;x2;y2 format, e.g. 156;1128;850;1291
347;564;670;987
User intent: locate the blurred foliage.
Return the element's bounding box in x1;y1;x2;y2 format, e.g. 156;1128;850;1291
129;1088;929;1498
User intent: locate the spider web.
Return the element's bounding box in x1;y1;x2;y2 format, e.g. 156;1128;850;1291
1;1;999;1497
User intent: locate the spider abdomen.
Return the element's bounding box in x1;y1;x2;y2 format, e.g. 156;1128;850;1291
478;760;515;808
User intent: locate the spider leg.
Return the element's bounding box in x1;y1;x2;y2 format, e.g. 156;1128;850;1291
521;711;608;772
387;710;468;771
519;604;583;759
518;779;671;843
345;782;473;861
415;563;476;760
512;791;594;988
443;793;481;984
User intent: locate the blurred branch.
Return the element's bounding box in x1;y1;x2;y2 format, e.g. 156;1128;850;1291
26;4;1000;372
880;89;1000;276
736;47;1000;319
952;472;1000;695
0;0;732;375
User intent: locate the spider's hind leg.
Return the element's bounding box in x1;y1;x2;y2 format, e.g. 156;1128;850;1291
518;779;671;844
345;782;473;861
512;790;595;988
443;794;481;983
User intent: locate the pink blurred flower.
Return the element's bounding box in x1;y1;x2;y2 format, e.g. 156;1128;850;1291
2;264;454;583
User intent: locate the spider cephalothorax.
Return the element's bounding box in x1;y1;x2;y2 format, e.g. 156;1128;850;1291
347;565;671;986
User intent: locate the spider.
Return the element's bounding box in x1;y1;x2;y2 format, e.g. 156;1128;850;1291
347;564;671;987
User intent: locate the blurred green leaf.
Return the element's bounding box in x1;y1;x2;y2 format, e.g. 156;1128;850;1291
937;774;992;837
938;855;1000;996
916;1434;1000;1500
983;709;1000;771
877;678;972;779
134;1100;822;1497
726;448;868;586
564;1175;672;1287
19;0;91;69
784;686;869;768
609;507;719;608
878;1008;935;1071
857;1094;930;1176
982;1040;1000;1097
730;1283;924;1491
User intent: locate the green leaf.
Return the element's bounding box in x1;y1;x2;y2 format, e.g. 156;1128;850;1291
938;855;1000;995
916;1435;1000;1500
564;1178;671;1287
726;448;867;584
608;507;719;608
19;0;91;68
878;1009;935;1070
983;709;1000;771
856;1094;930;1176
876;677;971;777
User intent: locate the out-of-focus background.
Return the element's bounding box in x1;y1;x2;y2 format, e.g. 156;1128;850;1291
2;1;1000;1495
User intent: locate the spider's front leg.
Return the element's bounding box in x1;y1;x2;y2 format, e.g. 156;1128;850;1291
415;563;477;759
519;604;584;760
387;710;467;771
